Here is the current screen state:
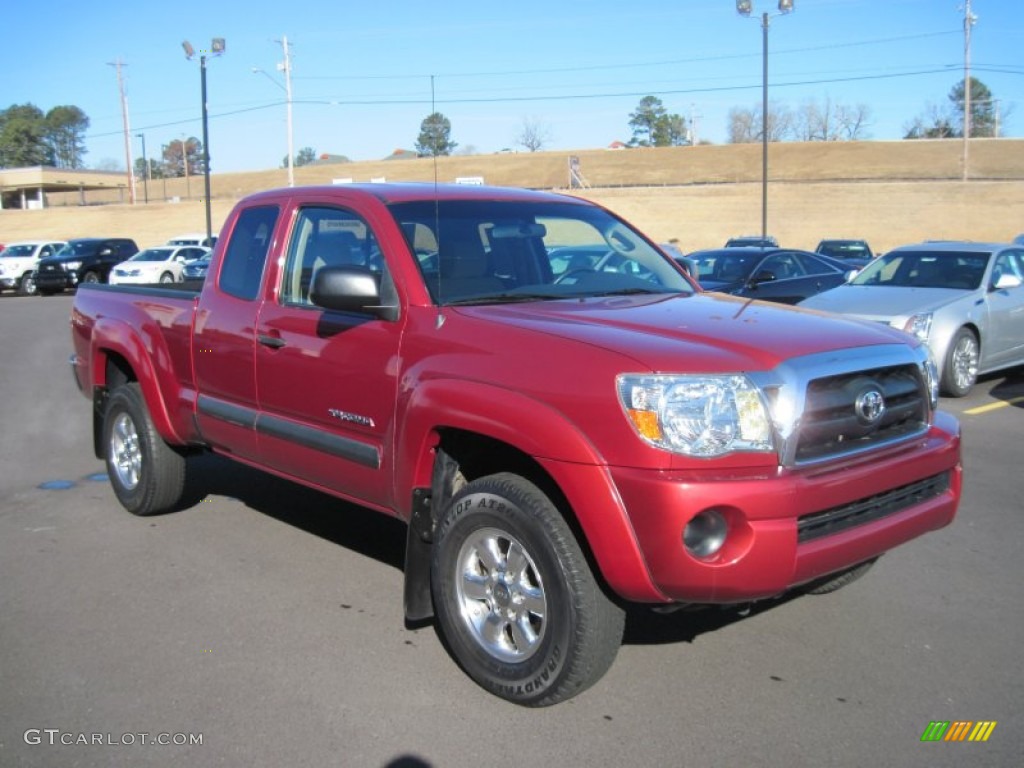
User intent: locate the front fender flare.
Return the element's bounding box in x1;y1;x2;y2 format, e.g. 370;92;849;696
396;378;665;603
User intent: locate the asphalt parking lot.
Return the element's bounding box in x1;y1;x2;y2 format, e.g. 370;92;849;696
1;293;1021;767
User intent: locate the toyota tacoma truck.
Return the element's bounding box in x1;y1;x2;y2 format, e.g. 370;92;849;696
69;183;961;706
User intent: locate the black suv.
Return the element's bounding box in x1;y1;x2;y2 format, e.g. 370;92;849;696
34;238;139;295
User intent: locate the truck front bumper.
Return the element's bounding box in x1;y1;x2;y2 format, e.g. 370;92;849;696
607;411;961;604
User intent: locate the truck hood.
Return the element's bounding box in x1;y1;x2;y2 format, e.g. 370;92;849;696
455;292;912;372
799;284;971;320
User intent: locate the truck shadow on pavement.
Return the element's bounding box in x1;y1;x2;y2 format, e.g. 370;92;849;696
180;451;794;647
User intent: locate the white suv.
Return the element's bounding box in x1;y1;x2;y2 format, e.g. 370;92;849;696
0;241;67;295
166;232;217;248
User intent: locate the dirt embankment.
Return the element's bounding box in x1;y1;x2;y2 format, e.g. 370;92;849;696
3;139;1022;255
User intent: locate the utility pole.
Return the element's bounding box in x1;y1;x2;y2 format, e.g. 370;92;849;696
688;103;703;146
962;0;976;182
281;35;295;187
109;59;137;204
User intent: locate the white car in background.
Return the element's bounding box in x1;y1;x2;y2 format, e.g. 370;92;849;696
0;240;67;295
109;245;209;285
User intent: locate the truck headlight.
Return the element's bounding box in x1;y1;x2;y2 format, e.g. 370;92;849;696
902;313;932;343
617;374;774;457
64;260;82;271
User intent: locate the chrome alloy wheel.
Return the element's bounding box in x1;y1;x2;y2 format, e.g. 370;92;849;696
455;527;547;663
951;333;979;393
109;412;142;490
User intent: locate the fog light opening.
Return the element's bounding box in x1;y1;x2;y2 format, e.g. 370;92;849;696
683;509;728;559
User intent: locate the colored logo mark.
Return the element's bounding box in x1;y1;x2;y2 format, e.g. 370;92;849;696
921;721;997;742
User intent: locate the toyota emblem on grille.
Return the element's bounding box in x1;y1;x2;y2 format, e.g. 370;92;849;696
855;389;886;425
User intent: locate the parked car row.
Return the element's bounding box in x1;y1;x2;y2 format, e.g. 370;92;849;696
0;233;212;296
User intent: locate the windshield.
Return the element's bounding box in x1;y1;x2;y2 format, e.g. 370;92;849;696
129;249;173;262
54;241;98;257
819;242;869;259
1;245;34;257
850;250;988;290
387;199;691;305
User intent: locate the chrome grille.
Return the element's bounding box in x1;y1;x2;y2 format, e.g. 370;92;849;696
796;364;928;463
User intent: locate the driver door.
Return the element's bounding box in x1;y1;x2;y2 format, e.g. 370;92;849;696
254;205;403;508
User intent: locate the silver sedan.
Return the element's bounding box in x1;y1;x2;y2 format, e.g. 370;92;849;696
799;241;1024;396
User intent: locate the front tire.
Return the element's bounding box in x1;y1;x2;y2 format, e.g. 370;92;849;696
942;327;979;397
81;271;100;284
159;272;174;284
431;473;624;706
18;273;37;296
103;383;186;515
805;558;877;595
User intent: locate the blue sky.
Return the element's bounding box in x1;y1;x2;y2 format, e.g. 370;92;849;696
5;0;1021;173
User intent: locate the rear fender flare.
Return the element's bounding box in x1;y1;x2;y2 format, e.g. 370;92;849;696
90;316;189;447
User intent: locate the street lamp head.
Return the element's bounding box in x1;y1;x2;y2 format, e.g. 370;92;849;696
736;0;753;16
211;38;226;55
182;40;194;60
778;0;794;13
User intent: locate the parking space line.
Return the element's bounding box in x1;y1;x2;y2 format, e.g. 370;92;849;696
964;397;1024;415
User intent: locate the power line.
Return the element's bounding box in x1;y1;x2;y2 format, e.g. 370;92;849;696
291;67;963;108
293;29;961;81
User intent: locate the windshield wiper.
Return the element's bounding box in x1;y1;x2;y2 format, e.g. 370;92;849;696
589;287;674;297
444;292;564;306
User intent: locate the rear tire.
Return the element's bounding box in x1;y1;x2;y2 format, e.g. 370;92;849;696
103;383;186;515
431;473;624;706
81;271;100;284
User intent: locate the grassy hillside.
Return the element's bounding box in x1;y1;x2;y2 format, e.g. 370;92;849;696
3;138;1022;255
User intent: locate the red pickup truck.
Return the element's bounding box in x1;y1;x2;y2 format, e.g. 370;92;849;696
70;183;961;706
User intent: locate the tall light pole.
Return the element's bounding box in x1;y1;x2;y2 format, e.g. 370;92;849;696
135;133;148;204
253;35;295;186
183;37;225;246
737;0;793;243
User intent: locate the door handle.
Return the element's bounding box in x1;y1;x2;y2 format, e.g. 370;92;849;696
258;334;287;349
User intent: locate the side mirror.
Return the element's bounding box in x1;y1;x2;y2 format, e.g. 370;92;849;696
993;273;1022;290
750;270;776;285
310;266;398;321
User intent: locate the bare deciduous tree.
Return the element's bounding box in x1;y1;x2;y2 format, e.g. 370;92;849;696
795;97;871;141
728;102;793;143
516;117;552;152
835;102;871;140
